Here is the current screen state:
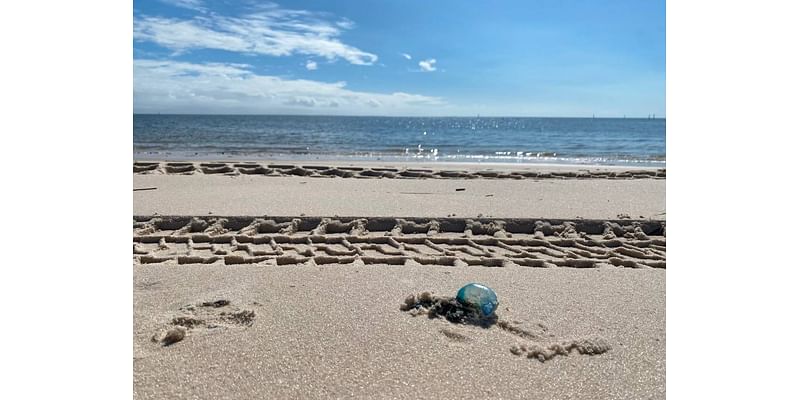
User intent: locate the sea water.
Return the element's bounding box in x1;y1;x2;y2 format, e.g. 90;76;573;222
134;115;665;167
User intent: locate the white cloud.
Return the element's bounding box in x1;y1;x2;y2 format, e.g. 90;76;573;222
335;19;355;30
305;60;318;70
133;6;378;65
401;53;412;60
133;59;445;114
418;58;437;72
160;0;206;12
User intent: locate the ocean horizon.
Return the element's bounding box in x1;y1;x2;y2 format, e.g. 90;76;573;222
134;114;665;167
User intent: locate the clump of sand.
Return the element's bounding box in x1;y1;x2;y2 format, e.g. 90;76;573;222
151;327;186;346
510;338;612;362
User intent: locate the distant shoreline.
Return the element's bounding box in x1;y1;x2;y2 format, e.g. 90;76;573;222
133;113;666;120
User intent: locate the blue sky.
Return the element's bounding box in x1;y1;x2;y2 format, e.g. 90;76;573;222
133;0;665;117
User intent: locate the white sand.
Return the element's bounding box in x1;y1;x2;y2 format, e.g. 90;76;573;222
133;162;666;399
134;175;665;220
134;263;665;399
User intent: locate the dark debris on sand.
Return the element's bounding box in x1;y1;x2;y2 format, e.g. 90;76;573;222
400;292;497;328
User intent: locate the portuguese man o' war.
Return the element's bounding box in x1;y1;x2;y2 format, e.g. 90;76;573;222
456;283;498;316
399;283;499;325
400;285;611;362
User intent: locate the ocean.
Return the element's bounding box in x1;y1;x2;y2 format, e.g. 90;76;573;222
133;115;665;167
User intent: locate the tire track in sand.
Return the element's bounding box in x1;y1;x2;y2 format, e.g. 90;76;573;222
134;162;665;180
133;216;666;268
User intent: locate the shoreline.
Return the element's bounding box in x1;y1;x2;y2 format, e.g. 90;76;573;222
133;153;666;169
134;159;667;175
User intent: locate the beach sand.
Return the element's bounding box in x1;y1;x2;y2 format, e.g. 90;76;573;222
133;161;666;399
133;161;665;219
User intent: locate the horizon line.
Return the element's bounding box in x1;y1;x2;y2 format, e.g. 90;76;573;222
133;113;666;119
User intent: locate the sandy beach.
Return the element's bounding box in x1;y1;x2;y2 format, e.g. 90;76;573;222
133;161;666;399
134;161;665;219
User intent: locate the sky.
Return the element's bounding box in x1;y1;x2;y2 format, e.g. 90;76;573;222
133;0;665;117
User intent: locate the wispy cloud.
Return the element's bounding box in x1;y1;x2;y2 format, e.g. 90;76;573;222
160;0;207;12
418;58;437;72
134;6;378;65
401;53;412;60
305;60;318;70
133;60;444;114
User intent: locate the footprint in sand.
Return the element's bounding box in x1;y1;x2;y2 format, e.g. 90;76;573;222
152;299;256;346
